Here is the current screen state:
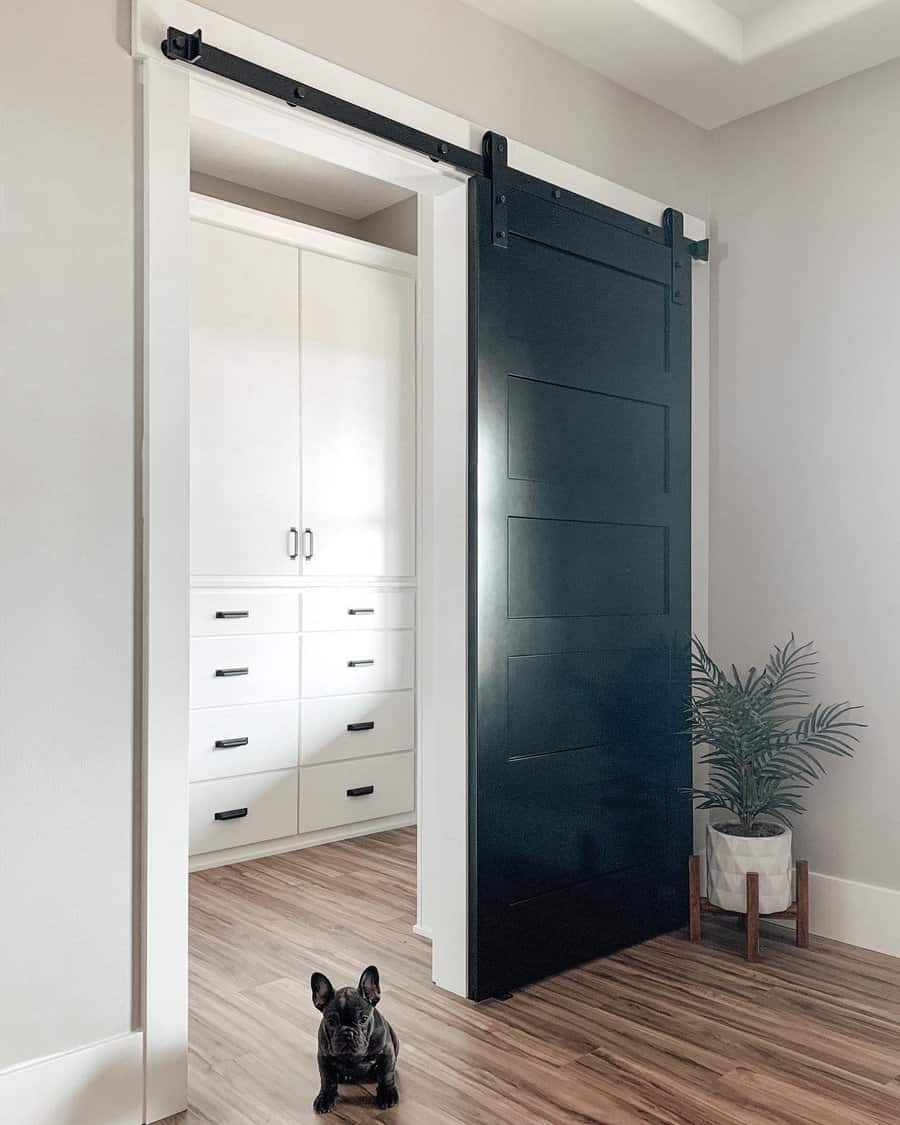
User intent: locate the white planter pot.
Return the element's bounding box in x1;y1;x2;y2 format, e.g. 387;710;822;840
707;822;793;914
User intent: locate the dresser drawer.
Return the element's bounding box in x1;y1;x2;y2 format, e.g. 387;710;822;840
190;590;300;636
300;589;415;632
190;701;299;782
190;769;298;855
300;631;414;698
191;635;299;708
299;751;414;834
300;691;414;767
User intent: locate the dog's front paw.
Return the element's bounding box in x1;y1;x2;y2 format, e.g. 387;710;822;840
376;1083;399;1110
313;1089;337;1114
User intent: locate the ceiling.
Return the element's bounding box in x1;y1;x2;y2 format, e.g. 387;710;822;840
190;118;414;220
461;0;900;128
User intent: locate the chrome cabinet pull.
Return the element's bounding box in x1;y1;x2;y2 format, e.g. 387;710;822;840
215;667;249;677
347;608;375;615
288;527;299;560
303;528;314;560
216;610;249;619
347;659;374;668
214;807;248;821
214;737;249;749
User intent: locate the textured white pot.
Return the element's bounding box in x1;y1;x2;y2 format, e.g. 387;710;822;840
707;822;793;913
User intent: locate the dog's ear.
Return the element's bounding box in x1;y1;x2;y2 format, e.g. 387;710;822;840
311;972;335;1011
358;965;381;1006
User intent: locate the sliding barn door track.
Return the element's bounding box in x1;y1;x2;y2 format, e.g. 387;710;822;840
160;26;710;264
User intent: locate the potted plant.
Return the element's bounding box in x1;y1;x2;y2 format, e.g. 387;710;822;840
686;635;863;914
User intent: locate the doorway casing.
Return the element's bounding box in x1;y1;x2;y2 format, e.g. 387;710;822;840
136;3;708;1120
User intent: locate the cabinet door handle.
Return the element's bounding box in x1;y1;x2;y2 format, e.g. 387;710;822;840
214;737;249;749
288;527;299;560
214;807;248;821
347;785;374;798
215;610;250;619
347;659;374;668
347;608;375;616
215;667;249;677
347;721;375;732
303;528;314;560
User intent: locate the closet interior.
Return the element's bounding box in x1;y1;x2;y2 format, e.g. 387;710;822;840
187;119;419;872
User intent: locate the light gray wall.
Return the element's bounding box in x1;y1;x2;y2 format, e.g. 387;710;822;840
709;58;900;890
190;171;362;237
2;0;709;1072
206;0;711;217
0;0;137;1068
357;196;418;255
191;173;418;253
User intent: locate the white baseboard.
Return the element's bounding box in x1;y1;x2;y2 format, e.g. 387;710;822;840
0;1032;143;1125
412;923;433;941
792;871;900;957
697;851;900;958
189;812;417;872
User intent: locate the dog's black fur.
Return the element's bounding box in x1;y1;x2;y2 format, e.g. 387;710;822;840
311;965;399;1114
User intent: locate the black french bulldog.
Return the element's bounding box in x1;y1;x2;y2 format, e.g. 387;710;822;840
311;965;400;1114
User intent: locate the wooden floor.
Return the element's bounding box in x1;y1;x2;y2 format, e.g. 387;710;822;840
167;827;900;1124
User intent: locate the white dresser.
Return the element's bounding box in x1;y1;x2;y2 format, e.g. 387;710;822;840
188;197;417;868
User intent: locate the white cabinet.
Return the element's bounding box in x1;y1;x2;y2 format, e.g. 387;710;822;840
188;201;417;867
190;221;301;577
300;252;416;579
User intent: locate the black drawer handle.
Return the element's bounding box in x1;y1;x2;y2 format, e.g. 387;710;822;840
215;610;249;619
215;667;249;677
347;721;375;732
347;659;374;668
214;737;249;749
348;608;375;615
214;807;248;821
347;785;374;798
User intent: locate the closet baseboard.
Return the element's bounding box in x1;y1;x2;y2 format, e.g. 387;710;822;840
188;811;417;872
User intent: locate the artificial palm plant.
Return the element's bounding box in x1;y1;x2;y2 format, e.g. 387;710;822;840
686;635;863;836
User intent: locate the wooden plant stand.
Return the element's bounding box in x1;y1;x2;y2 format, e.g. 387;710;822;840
688;855;809;962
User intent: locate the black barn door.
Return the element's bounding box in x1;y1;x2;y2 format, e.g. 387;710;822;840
468;168;693;1000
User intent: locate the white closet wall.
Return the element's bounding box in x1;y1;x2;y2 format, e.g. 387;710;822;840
188;196;417;868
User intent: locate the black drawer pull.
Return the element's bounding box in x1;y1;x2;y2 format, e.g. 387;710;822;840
215;610;249;619
347;659;374;668
214;737;249;749
347;785;374;798
214;807;248;821
215;667;249;677
348;608;375;615
347;721;375;732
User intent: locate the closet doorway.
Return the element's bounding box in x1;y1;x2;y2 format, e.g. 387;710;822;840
140;51;470;1119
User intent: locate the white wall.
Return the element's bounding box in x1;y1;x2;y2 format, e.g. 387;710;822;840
710;58;900;895
190;172;418;253
0;0;137;1068
357;196;418;255
206;0;711;216
1;0;709;1080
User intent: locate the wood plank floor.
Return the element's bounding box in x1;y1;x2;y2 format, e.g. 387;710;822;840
164;827;900;1124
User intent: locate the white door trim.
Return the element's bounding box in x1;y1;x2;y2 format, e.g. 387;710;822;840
135;3;708;1120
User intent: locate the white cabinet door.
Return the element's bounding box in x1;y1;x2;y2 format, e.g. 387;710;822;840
191;221;300;576
300;252;415;578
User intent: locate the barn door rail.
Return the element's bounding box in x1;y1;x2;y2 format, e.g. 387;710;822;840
160;26;709;264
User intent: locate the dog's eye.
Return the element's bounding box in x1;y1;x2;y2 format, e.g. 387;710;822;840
325;1013;339;1028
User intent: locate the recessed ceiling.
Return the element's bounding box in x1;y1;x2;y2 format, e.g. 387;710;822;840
715;0;782;17
460;0;900;128
190;117;414;220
